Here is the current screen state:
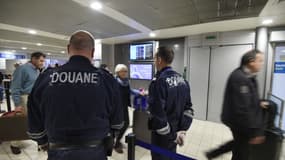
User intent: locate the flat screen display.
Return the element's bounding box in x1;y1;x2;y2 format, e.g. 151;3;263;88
130;64;153;80
130;43;153;61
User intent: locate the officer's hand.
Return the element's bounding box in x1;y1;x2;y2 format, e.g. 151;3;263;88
249;136;265;144
260;101;269;109
14;106;25;115
139;92;145;96
15;106;23;112
141;90;149;96
175;131;186;147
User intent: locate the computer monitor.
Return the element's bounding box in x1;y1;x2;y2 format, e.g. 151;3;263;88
130;42;154;61
130;63;153;80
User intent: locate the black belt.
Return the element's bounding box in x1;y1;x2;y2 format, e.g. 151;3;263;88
49;140;103;151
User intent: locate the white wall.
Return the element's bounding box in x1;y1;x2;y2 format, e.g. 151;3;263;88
188;47;210;120
186;30;256;122
102;44;115;72
186;30;255;48
270;31;285;42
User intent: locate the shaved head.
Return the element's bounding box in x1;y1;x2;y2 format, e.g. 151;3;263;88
69;30;95;50
68;30;95;60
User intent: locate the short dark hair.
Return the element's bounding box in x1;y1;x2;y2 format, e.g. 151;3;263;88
31;52;46;60
156;46;174;64
240;49;262;66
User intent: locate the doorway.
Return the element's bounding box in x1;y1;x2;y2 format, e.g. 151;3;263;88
189;44;253;122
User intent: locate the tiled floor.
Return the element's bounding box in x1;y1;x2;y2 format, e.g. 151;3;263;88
1;105;285;160
109;118;234;160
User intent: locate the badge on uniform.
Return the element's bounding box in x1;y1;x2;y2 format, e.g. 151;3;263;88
240;85;249;94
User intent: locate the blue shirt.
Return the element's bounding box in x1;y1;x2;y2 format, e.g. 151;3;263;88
11;63;39;106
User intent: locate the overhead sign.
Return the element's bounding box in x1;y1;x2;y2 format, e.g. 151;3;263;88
0;53;26;59
274;62;285;73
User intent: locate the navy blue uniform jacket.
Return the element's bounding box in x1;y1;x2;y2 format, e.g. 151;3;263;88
27;55;123;145
222;67;265;137
148;67;194;139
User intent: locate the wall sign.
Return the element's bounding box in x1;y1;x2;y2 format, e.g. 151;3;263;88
274;62;285;73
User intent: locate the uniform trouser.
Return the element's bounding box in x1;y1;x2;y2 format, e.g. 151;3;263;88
151;132;177;160
231;129;250;160
11;94;28;147
47;146;107;160
115;107;129;146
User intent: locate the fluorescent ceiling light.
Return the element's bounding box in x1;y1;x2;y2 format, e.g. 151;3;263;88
90;2;103;10
47;53;51;55
61;51;65;54
174;44;179;48
28;30;37;34
262;19;273;25
149;32;156;37
36;43;42;46
21;47;27;50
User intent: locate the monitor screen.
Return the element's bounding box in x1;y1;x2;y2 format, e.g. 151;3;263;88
130;64;153;80
130;43;153;61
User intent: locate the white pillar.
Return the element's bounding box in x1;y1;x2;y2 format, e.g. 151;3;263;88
255;27;269;98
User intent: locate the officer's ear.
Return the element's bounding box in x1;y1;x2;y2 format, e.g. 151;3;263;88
247;59;256;69
91;48;95;59
157;56;162;65
67;45;70;55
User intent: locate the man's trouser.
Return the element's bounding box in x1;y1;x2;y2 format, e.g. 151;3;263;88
48;145;107;160
151;132;177;160
209;129;253;160
115;106;129;147
11;94;28;147
231;128;251;160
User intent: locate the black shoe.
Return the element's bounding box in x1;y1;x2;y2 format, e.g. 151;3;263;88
10;146;21;155
205;151;214;160
114;142;124;154
114;145;123;154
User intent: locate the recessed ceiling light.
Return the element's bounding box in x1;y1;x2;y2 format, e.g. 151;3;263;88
174;44;179;48
21;47;27;50
61;51;65;54
149;32;156;37
90;2;103;10
28;30;37;34
36;43;42;46
47;53;51;55
262;19;273;25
